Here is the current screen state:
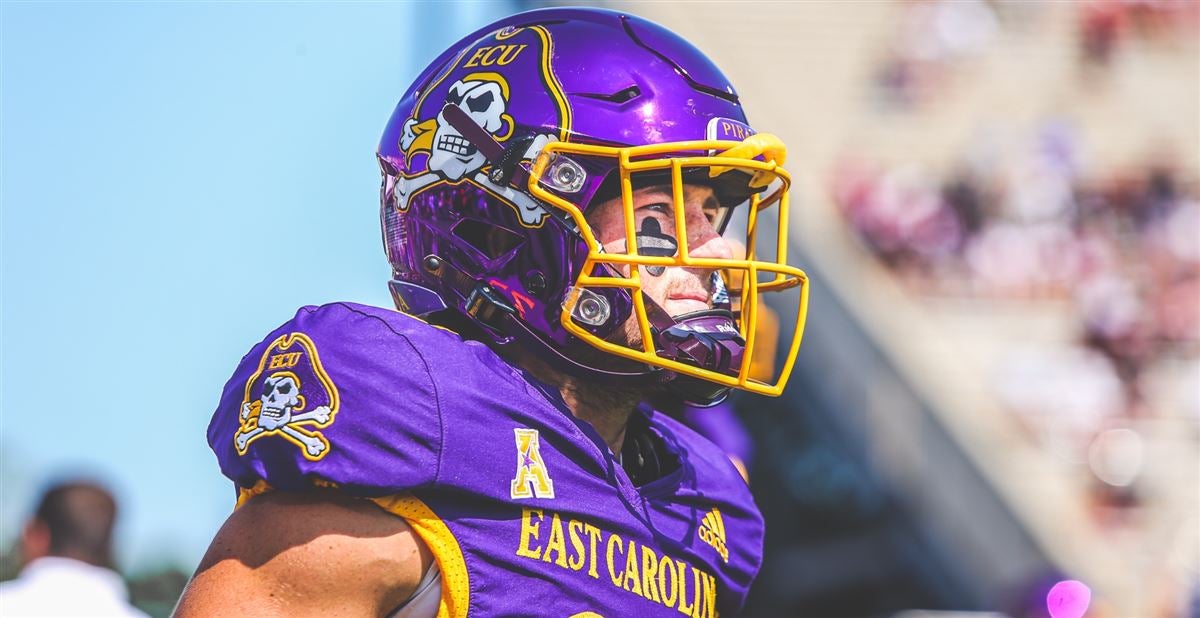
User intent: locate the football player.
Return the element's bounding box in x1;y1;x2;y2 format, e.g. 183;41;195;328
177;7;808;617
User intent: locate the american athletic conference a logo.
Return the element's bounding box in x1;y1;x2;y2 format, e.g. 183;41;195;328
699;508;729;563
234;332;340;461
511;428;555;499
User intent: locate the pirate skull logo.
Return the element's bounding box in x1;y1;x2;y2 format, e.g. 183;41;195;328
427;78;509;180
393;70;553;227
236;369;334;459
257;374;300;430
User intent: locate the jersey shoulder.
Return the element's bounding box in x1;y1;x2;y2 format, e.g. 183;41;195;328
650;407;755;501
208;302;488;495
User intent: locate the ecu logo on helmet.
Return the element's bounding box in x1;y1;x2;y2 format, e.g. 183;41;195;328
234;332;340;461
401;71;516;183
390;25;570;228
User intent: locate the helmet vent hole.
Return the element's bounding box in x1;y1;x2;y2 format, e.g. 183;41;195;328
611;85;641;103
574;85;642;105
452;219;523;260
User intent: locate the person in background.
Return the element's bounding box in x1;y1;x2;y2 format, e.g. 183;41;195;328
0;481;147;617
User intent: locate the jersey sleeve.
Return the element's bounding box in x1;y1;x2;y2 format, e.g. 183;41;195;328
207;302;444;496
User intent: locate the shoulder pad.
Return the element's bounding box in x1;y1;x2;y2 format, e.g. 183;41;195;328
208;303;450;495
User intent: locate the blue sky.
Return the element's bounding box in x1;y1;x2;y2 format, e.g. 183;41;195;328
1;1;517;572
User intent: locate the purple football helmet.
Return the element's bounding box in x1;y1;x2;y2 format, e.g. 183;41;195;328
378;7;809;404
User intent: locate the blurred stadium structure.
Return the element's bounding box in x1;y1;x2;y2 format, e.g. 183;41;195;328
592;1;1199;616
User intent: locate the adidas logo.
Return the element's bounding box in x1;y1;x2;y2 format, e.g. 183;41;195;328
698;508;729;563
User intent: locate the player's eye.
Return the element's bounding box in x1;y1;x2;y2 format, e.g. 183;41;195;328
638;202;671;215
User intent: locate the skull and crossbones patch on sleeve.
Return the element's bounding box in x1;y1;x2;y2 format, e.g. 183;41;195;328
234;332;340;461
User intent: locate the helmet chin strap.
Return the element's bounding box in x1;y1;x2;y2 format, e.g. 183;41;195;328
422;252;735;405
422;254;658;381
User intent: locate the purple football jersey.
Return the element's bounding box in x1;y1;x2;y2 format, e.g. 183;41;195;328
209;302;763;617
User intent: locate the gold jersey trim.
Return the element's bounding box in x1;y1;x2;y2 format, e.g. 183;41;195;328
233;485;470;618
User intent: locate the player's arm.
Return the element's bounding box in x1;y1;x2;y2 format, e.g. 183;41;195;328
174;490;432;617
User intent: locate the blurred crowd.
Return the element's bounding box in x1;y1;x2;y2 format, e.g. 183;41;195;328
1078;0;1200;71
833;126;1198;355
872;0;1199;110
835;0;1199;520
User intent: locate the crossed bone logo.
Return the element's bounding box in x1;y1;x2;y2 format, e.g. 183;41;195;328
234;333;339;461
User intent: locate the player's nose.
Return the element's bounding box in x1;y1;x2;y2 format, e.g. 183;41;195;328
688;224;734;260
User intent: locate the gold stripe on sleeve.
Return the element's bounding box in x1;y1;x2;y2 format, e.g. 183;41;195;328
372;494;471;618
